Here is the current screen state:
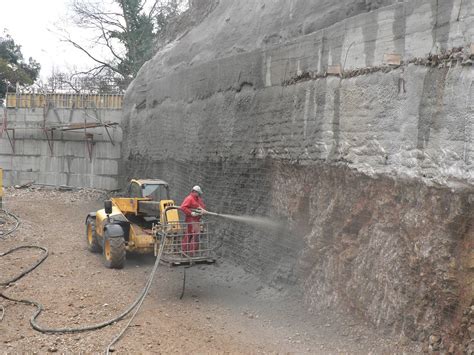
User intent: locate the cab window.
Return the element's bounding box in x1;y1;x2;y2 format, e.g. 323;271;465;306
129;182;142;198
142;184;169;201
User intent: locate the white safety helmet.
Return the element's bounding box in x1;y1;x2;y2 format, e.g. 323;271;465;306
192;185;203;195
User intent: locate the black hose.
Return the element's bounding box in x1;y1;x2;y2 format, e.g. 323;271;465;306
0;208;165;338
0;206;167;354
0;241;164;334
105;234;166;354
0;246;49;285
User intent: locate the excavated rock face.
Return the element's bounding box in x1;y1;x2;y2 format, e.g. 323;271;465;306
122;0;474;345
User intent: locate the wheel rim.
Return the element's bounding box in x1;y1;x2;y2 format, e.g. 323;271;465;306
87;223;93;245
104;239;111;260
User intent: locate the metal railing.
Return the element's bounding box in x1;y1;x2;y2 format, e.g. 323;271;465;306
153;221;215;264
5;93;123;110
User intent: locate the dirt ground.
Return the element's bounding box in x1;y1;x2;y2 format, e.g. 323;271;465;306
0;188;421;354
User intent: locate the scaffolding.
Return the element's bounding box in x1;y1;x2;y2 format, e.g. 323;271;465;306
1;92;122;160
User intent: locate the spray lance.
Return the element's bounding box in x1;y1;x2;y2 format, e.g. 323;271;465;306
190;208;220;217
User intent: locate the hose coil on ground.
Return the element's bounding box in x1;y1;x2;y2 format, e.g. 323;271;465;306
0;207;166;354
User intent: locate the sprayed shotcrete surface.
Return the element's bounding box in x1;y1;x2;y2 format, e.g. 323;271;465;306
121;0;474;348
0;189;420;353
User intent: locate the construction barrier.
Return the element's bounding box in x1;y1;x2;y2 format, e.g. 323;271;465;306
5;93;123;110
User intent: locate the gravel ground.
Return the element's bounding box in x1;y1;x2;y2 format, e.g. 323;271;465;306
0;188;421;353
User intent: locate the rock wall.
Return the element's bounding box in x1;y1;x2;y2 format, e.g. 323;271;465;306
122;0;474;344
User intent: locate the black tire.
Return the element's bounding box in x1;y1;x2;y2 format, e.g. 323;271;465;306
86;217;101;253
103;229;126;269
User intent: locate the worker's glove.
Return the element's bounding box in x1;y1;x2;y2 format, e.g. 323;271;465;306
191;208;202;217
191;208;207;217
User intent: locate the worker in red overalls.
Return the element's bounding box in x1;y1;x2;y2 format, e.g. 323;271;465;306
180;185;207;255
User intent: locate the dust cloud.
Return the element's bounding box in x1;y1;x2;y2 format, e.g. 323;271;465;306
215;214;286;231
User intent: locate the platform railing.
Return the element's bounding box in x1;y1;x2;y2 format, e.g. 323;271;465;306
5;93;123;110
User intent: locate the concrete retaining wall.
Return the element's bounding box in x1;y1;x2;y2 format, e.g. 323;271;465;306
1;106;122;190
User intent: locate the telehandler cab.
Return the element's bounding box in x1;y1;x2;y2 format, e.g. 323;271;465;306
85;179;215;269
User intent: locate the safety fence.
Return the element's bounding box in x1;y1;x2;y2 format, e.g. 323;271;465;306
5;93;123;110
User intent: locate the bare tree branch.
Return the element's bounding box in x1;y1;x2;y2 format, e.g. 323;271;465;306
72;64;107;76
147;0;160;19
99;23;125;62
60;0;188;88
62;36;123;76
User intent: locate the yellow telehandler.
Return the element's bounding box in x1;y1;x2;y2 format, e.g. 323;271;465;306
85;179;215;269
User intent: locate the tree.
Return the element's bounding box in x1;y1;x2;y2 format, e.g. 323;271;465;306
40;68;123;94
0;32;41;104
63;0;186;89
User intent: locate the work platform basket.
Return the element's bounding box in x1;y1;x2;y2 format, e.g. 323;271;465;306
153;221;216;266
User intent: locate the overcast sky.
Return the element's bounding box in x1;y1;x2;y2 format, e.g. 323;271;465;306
0;0;97;80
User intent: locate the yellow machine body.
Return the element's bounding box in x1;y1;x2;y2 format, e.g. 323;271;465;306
88;179;181;263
